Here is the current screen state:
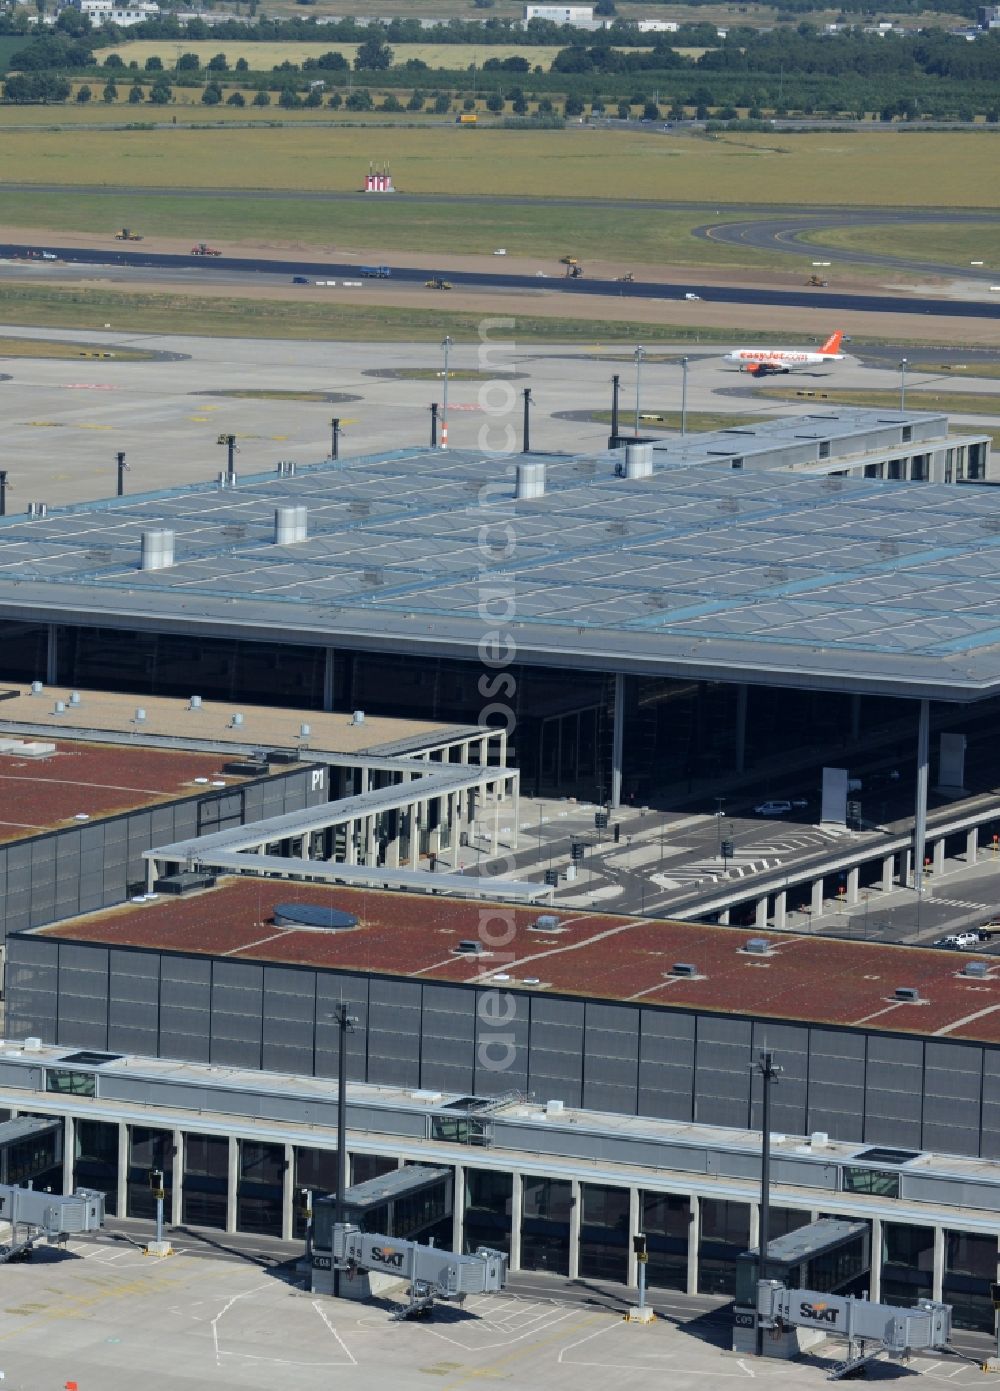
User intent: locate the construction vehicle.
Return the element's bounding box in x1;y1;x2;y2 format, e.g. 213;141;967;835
807;274;828;287
191;243;222;257
425;277;452;290
615;272;634;283
115;228;143;241
566;264;583;279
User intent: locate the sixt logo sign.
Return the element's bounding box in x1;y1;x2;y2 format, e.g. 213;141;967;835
369;1245;406;1270
799;1301;839;1325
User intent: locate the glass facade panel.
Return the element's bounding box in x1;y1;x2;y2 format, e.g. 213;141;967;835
464;1169;513;1257
75;1119;118;1216
945;1231;997;1332
46;1070;95;1097
882;1223;933;1305
698;1199;750;1297
5;1124;61;1192
642;1191;689;1292
350;1154;398;1186
521;1176;572;1275
843;1167;899;1198
183;1133;229;1230
294;1146;338;1239
579;1183;629;1283
237;1140;285;1237
127;1126;174;1220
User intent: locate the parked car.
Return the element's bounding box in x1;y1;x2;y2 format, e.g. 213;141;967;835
754;800;793;816
292;276;308;284
933;931;983;950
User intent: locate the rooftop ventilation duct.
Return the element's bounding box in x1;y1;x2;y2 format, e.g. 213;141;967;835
963;960;989;978
624;443;654;479
744;937;772;955
670;962;698;978
26;502;48;519
276;460;296;477
516;461;546;499
894;986;921;1002
140;529;174;572
454;939;485;955
274;505;308;545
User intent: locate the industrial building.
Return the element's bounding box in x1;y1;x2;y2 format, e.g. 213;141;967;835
1;411;1000;1330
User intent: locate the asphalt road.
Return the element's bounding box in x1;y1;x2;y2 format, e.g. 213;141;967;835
694;210;1000;280
5;240;1000;320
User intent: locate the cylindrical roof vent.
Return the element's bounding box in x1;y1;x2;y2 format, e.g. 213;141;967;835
624;442;654;479
274;505;308;544
140;529;174;571
516;461;546;499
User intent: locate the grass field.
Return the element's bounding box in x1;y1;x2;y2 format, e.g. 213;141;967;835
757;387;1000;414
0;191;790;268
0;129;996;209
799;223;1000;272
0;334;156;359
588;409;761;430
0;282;920;344
95;40;654;70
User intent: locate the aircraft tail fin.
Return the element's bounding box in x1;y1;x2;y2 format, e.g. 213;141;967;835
819;330;844;356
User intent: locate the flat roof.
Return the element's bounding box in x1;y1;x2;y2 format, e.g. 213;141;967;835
0;686;470;756
0;413;996;701
30;879;1000;1044
0;738;260;843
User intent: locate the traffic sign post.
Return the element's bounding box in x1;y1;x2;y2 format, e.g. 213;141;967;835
146;1168;171;1258
626;1233;654;1323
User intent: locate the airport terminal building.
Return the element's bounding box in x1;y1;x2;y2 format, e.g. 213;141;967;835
0;412;1000;1329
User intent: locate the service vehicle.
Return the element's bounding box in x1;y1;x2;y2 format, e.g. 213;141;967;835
560;256;578;266
191;243;222;257
493;248;507;256
456;113;478;124
292;275;308;284
754;799;793;816
807;274;828;286
115;228;143;241
566;264;583;279
615;272;634;283
40;252;57;261
684;292;701;301
359;265;391;278
426;277;452;290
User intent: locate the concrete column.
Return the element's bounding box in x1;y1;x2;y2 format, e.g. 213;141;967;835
409;806;420;869
460;740;470;765
385;813;400;869
932;1225;945;1302
479;734;489;768
754;896;768;928
365;815;376;867
449;796;461;868
344;820;356;866
226;1136;238;1234
933;837;945;878
850;693;861;743
511;773;520;852
735;683;748;775
718;909;730;925
282;1143;295;1242
870;1215;882;1303
967;826;979;866
810;878;824;918
900;846;912;887
171;1130;184;1227
611;672;625;810
116;1121;128;1219
568;1178;581;1280
686;1194;700;1296
881;854;895;894
300;833;310;861
846;865;860;906
62;1115;75;1196
627;1186;641;1289
510;1172;523;1273
914;697;930;890
323;647;335;713
499;728;508;770
773;891;786;930
46;624;58;685
452;1164;465;1255
493;784;501;852
749;1201;760;1252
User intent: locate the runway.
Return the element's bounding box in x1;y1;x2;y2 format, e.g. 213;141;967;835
4;239;1000;320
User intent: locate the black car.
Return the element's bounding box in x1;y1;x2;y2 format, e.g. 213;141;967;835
292;275;308;284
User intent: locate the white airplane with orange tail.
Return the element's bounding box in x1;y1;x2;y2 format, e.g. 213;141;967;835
724;331;846;377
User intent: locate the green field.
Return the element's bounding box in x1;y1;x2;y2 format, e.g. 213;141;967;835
800;223;1000;273
0;282;935;345
0;36;31;73
758;387;1000;415
0;190;791;270
0;128;996;209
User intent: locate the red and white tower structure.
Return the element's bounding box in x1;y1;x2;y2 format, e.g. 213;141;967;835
363;162;396;193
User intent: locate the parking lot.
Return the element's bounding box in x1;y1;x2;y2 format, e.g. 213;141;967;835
0;1239;992;1391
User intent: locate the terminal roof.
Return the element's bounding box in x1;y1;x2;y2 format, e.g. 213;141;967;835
0;413;997;700
31;879;1000;1045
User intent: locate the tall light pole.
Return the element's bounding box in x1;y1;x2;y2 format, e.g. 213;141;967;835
899;357;908;411
680;355;689;436
441;335;454;449
633;344;645;437
333;1002;357;1298
754;1049;782;1358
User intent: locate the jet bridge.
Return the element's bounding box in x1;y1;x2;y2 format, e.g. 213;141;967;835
0;1184;105;1263
755;1279;952;1380
322;1221;507;1319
